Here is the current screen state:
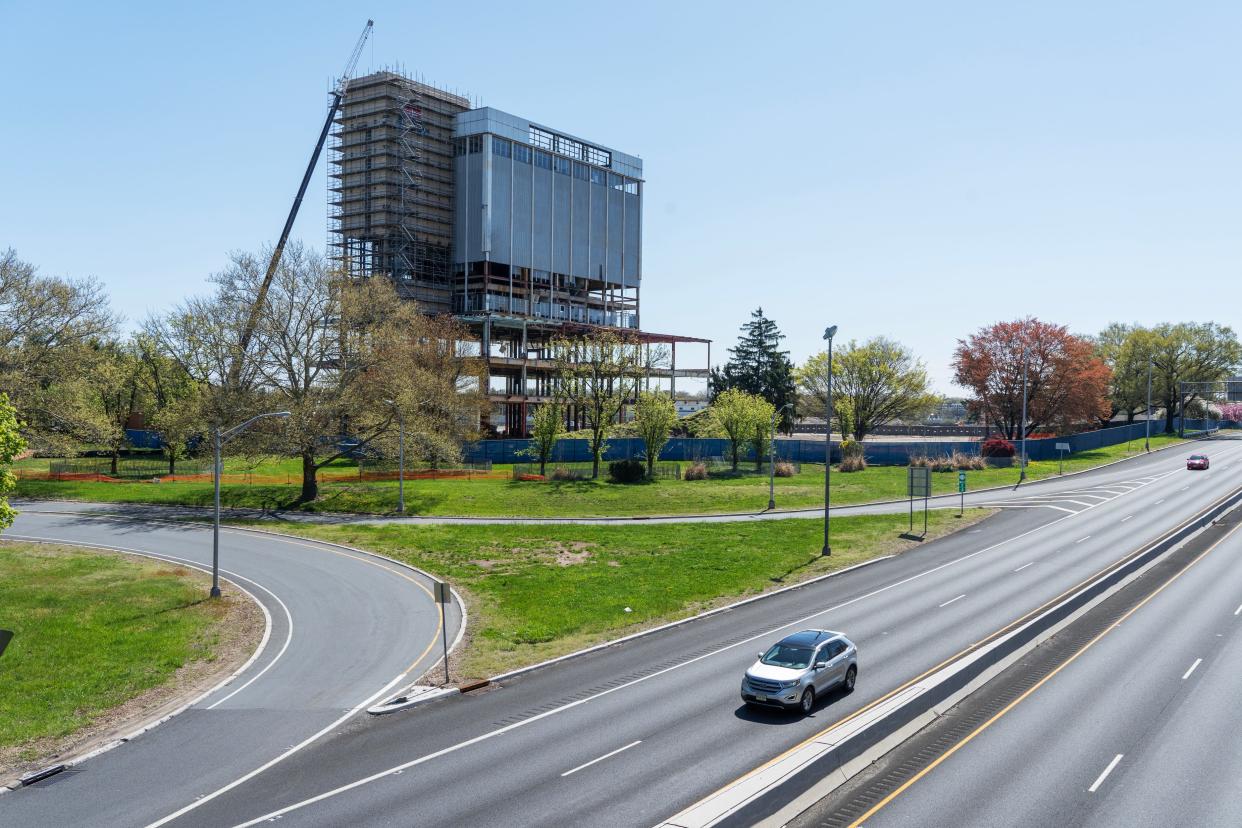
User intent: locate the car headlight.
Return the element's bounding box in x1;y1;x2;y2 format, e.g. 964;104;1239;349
779;679;799;688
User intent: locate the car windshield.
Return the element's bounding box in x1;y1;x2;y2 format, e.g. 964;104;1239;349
760;644;815;669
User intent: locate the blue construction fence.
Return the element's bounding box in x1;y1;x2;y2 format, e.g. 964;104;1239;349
464;419;1235;467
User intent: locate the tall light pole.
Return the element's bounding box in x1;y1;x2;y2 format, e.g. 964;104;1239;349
384;399;405;514
768;403;793;510
822;325;838;556
1019;348;1029;482
212;411;290;598
1145;357;1153;452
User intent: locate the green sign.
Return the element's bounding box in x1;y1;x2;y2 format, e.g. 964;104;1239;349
958;471;967;493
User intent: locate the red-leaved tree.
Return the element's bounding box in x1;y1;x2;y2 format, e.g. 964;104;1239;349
953;318;1111;439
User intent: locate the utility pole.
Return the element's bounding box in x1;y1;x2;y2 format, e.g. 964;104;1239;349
1145;357;1152;452
822;325;837;556
768;403;793;510
1019;348;1029;482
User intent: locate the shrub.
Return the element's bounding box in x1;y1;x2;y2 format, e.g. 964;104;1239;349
774;462;796;478
550;466;585;481
980;436;1016;458
684;463;709;480
908;454;931;468
839;455;867;472
840;439;865;458
608;459;647;483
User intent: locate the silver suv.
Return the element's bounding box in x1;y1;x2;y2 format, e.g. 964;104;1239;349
740;629;858;714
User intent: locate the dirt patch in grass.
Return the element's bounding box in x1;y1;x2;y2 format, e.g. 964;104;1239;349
0;543;264;781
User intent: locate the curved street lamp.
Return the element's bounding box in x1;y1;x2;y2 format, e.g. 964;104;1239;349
822;325;837;556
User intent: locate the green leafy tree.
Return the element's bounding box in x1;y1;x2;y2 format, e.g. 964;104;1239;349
521;402;564;476
0;394;25;532
710;308;797;431
710;388;766;471
85;341;146;476
1095;322;1148;424
798;338;940;440
747;396;778;472
633;391;677;478
553;331;643;479
0;248;120;454
136;336;205;474
1128;323;1241;433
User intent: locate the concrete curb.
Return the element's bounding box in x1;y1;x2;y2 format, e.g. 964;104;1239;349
367;685;459;715
657;481;1242;828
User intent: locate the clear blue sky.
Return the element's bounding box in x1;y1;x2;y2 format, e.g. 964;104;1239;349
3;1;1239;392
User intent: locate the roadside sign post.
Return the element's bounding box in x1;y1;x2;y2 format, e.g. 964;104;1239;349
908;467;931;537
957;471;966;517
432;579;451;686
0;629;11;659
1055;442;1071;475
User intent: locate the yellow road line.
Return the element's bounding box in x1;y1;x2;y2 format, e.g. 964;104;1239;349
848;516;1242;827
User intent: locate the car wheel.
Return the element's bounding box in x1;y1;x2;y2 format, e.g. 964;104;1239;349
799;687;815;714
843;665;857;693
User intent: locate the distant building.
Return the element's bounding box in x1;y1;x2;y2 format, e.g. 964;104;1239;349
330;71;708;436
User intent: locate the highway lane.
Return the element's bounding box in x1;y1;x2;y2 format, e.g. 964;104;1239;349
161;437;1242;826
823;495;1242;827
0;509;458;828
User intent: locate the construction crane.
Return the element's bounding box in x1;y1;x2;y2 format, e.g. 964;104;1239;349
225;19;373;389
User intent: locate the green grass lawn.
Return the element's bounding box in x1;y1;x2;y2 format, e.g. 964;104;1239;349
0;542;241;770
247;509;990;678
14;434;1189;517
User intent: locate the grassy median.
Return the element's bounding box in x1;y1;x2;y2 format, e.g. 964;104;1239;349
0;542;257;774
15;434;1188;517
243;509;991;678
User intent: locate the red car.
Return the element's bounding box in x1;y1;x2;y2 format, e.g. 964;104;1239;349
1187;454;1209;470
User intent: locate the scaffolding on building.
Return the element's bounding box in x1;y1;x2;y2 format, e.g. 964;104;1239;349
328;70;470;312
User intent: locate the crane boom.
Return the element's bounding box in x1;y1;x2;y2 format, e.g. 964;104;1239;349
225;19;373;389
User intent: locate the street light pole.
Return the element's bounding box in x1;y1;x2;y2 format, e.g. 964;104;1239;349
1019;349;1029;482
822;325;837;556
768;403;793;511
1145;357;1152;452
212;425;222;598
384;399;405;514
211;411;290;599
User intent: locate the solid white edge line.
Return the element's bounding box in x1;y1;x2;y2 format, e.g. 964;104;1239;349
560;740;643;777
1181;658;1202;680
938;595;966;608
1013;562;1035;572
1088;754;1124;793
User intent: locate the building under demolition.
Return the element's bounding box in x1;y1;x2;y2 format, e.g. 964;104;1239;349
329;71;707;436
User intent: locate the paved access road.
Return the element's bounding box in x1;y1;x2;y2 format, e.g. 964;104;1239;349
826;492;1242;828
0;510;459;828
134;438;1242;827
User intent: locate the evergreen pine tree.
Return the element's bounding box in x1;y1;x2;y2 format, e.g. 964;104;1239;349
710;308;797;431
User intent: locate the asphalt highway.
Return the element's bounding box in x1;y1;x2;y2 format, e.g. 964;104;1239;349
0;509;458;828
822;490;1242;828
132;437;1242;827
